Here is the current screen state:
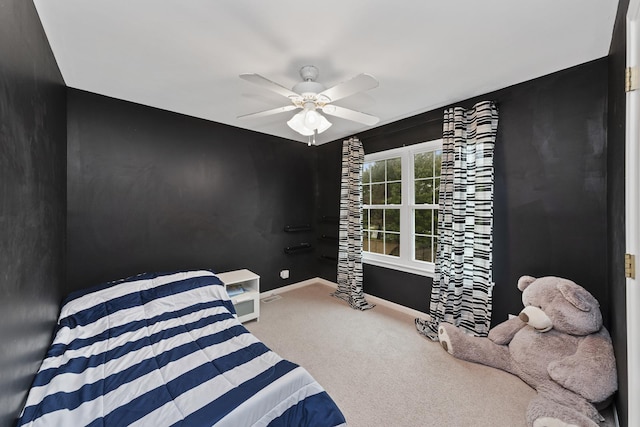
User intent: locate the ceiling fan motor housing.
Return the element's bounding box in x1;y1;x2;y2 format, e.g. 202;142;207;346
292;65;326;97
292;80;325;97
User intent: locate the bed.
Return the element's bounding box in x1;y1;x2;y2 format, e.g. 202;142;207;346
17;270;346;427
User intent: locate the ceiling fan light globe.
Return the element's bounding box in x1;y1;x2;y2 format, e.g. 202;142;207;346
304;110;321;129
315;114;332;134
287;111;314;136
287;110;332;136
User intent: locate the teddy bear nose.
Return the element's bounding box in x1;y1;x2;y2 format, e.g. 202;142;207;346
519;312;529;323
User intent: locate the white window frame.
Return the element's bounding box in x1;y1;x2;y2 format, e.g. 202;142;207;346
362;139;442;277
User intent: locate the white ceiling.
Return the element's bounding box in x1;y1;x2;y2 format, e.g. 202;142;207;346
34;0;619;145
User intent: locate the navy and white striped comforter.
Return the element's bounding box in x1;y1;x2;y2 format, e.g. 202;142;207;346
17;270;346;427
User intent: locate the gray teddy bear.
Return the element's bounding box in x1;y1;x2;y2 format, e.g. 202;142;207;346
437;276;617;427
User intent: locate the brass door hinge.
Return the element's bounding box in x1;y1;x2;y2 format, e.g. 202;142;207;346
626;67;639;92
625;253;636;279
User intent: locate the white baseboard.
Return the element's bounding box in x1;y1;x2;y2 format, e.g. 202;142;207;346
260;277;429;319
259;278;322;297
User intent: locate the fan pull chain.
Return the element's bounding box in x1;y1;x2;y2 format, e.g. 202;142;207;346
307;130;317;146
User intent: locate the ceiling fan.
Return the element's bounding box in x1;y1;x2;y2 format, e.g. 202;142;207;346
238;65;380;144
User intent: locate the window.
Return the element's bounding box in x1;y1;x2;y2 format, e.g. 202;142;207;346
362;139;442;276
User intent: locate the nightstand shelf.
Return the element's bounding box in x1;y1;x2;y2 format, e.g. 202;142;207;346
217;269;260;323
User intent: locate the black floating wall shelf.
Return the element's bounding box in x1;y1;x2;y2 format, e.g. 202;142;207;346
284;243;313;254
319;255;338;262
318;234;338;242
284;225;312;232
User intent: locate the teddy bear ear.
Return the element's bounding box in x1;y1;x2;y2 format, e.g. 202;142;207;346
517;275;536;291
557;281;598;312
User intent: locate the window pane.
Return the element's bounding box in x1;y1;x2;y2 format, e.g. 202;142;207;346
370;209;383;231
434;178;440;205
362;208;369;230
363;183;371;205
386;209;400;232
363;231;370;252
385;233;400;257
387;157;401;181
415;236;433;262
415;209;433;235
434;210;439;235
369;231;384;254
434;150;442;176
370;161;385;182
414;152;434;179
363;162;373;183
371;183;385;204
387;182;401;204
415;179;434;204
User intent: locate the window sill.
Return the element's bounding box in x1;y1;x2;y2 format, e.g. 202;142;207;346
362;255;435;278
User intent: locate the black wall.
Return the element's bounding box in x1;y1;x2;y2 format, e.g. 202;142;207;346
67;89;318;295
0;1;67;425
607;0;630;425
317;59;609;328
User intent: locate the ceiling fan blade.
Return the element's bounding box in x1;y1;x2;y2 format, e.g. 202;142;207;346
322;105;380;126
239;73;301;100
318;73;379;103
237;105;298;119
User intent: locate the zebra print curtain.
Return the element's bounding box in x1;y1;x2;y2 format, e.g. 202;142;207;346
416;101;499;339
332;137;375;310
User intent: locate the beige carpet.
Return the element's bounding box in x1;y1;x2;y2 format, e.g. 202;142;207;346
245;282;547;427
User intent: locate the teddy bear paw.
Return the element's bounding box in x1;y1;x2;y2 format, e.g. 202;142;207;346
438;324;454;354
533;417;578;427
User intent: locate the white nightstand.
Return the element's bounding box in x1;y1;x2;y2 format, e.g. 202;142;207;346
217;269;260;323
